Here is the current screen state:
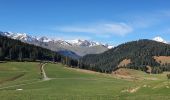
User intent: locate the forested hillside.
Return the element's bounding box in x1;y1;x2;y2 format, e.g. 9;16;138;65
0;35;77;66
80;39;170;74
1;35;170;74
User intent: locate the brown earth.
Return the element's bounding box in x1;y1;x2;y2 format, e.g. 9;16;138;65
154;56;170;65
65;67;102;74
117;59;131;68
113;68;131;76
0;73;25;84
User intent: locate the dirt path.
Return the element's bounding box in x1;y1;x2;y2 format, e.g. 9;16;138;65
0;73;25;84
0;79;43;90
40;63;50;80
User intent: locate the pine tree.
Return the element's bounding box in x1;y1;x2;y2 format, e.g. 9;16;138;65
0;47;3;60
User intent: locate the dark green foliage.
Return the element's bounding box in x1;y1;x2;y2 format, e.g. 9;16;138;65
0;35;56;61
151;67;163;74
0;35;77;67
80;39;170;74
0;47;3;60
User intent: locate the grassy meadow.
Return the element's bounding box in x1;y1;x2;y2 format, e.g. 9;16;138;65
0;62;170;100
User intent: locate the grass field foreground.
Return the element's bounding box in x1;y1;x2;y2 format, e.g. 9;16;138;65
0;62;170;100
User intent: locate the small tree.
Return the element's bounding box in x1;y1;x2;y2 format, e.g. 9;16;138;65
167;74;170;79
0;47;2;59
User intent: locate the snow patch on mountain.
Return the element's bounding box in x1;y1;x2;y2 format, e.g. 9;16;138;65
153;36;167;43
55;40;71;46
38;36;52;42
67;39;102;47
107;45;114;49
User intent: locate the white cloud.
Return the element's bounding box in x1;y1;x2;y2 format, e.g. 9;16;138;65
55;23;133;36
128;10;170;29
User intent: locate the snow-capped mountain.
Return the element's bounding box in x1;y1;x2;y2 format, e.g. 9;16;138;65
0;31;111;48
153;36;167;43
107;45;114;49
38;36;52;43
54;40;71;46
0;31;38;42
0;31;111;57
67;39;102;47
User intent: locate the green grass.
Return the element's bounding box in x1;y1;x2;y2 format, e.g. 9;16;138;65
0;62;170;100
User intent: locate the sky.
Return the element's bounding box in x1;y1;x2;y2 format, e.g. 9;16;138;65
0;0;170;45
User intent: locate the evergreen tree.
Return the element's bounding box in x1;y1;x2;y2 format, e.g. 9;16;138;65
81;39;170;74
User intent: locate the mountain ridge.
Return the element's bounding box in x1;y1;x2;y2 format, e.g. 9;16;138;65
0;31;111;58
80;39;170;74
0;31;112;48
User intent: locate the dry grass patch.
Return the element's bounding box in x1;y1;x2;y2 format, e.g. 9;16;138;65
118;59;131;68
65;67;101;74
121;87;140;93
154;56;170;65
112;68;140;81
112;68;159;81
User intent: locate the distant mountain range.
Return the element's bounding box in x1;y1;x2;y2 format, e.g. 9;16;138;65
1;31;169;59
0;31;112;58
1;31;170;74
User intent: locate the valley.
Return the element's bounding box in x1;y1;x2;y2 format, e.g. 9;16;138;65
0;62;170;100
1;0;170;99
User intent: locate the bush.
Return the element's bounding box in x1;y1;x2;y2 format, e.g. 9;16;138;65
167;74;170;79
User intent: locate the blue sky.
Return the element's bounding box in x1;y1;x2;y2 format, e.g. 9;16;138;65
0;0;170;45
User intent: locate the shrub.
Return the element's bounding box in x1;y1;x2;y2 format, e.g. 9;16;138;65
167;74;170;79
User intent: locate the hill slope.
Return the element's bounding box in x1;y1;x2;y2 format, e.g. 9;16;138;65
0;35;78;66
80;39;170;73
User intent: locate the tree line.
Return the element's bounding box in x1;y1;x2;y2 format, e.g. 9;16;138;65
79;39;170;74
0;35;78;66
